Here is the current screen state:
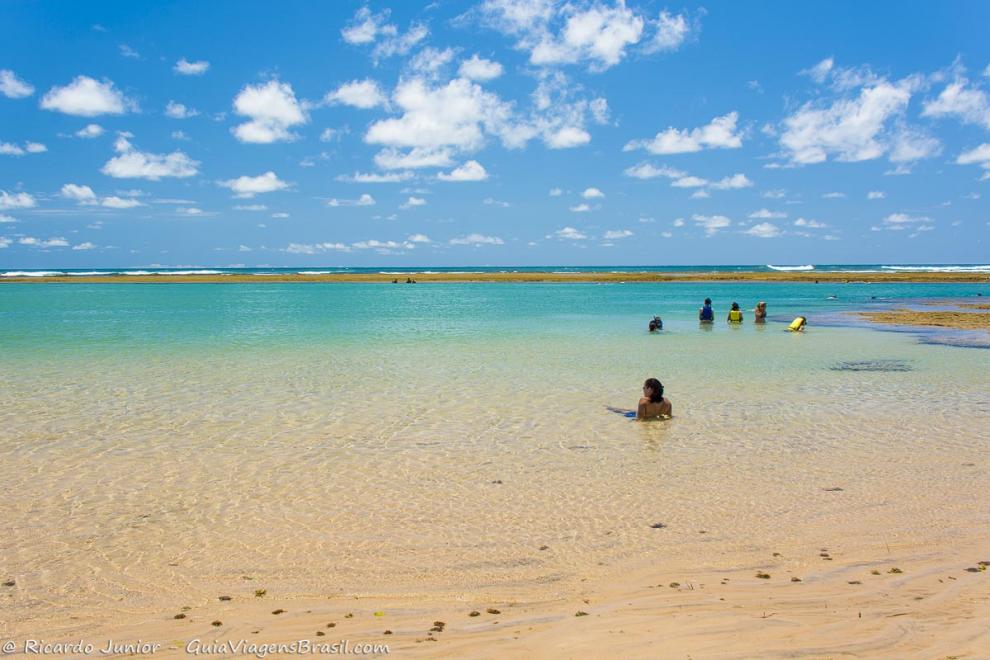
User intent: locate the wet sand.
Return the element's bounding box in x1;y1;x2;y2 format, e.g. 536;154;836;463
34;538;990;659
2;271;990;284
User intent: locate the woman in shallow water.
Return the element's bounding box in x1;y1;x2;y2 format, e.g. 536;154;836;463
638;378;672;420
754;301;767;323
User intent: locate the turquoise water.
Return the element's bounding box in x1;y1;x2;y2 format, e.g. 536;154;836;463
3;281;989;354
2;281;989;636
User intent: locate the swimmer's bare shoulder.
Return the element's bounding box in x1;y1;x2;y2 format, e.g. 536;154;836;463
637;397;673;420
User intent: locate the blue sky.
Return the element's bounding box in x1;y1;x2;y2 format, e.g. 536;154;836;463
1;0;989;268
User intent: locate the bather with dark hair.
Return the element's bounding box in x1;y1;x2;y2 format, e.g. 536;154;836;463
638;378;672;420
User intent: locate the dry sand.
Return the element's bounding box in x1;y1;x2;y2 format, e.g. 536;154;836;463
2;271;990;284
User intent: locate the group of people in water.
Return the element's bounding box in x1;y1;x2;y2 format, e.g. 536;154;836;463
630;299;808;422
648;298;807;332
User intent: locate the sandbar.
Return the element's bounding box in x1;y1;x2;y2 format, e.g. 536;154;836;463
859;309;990;332
3;270;990;284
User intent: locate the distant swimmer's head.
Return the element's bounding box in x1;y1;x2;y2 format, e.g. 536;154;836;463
757;301;766;309
731;301;740;310
643;378;664;403
704;298;712;306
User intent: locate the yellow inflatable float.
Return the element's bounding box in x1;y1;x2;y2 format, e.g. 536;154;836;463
787;316;807;332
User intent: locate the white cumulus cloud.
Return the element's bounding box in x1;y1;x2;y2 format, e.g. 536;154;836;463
327;194;376;207
340;7;427;60
61;183;97;203
553;226;587;240
459;55;504;81
0;69;34;98
437;160;488;182
374;147;454;170
100;196;143;209
581;187;604;198
325;79;386;109
745;222;781;238
624;112;742;154
365;77;515;151
603;229;632;239
218;171;290;198
779;76;922;165
336;171;414;183
101;135;198;180
231;80;306;144
710;173;753;190
165;100;198;119
749;208;787;219
400;196;427;209
0;191;36;210
75;123;104;138
40;76;134;116
922;76;990;130
174;58;209;75
449;233;505;246
623;162;685;179
692;214;731;236
646;10;693;53
545;125;590;149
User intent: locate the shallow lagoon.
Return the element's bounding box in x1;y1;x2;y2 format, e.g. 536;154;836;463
1;281;989;635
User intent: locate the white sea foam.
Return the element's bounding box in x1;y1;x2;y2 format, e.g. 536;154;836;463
881;265;990;273
68;271;113;276
1;271;65;277
767;264;815;271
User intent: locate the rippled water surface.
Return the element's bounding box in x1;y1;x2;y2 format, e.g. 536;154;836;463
2;282;989;635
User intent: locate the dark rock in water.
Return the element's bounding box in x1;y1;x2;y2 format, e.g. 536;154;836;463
830;359;913;372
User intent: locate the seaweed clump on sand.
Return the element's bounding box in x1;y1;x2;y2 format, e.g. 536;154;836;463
830;359;912;373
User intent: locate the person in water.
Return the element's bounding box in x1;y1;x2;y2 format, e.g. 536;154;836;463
754;301;767;323
648;315;663;332
638;378;672;420
727;302;743;323
788;316;807;332
699;298;714;322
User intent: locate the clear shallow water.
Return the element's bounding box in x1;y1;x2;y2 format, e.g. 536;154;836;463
1;282;989;635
